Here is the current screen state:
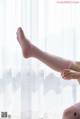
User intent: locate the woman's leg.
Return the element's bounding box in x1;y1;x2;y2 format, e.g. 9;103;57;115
62;103;80;119
16;27;80;73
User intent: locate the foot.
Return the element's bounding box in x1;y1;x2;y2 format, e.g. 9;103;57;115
61;69;80;80
16;27;33;58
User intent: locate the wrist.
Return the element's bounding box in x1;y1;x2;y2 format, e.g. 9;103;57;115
74;72;80;80
77;72;80;79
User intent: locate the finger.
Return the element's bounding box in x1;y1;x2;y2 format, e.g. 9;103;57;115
63;72;71;78
63;70;71;76
64;74;73;79
63;76;72;80
63;69;70;73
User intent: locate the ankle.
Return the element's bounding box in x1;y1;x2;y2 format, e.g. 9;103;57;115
31;45;38;57
22;42;35;58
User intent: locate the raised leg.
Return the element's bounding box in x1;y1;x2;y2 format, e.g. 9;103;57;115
16;27;80;73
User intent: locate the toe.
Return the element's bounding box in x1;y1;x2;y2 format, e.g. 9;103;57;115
17;27;22;32
17;27;22;35
17;27;26;40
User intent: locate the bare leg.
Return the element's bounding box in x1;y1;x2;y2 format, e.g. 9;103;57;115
63;103;80;119
16;27;80;73
17;28;80;119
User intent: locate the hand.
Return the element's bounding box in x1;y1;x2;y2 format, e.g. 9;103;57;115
61;69;80;80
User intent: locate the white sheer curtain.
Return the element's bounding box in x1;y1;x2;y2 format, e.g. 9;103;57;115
0;0;80;119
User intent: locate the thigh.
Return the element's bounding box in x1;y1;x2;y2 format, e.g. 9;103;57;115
62;103;80;119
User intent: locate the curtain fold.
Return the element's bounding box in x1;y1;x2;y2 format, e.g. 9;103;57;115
0;0;80;119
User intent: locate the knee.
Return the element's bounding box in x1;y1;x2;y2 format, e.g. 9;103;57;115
62;106;80;119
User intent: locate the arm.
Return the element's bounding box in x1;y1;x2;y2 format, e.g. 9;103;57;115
70;61;80;72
